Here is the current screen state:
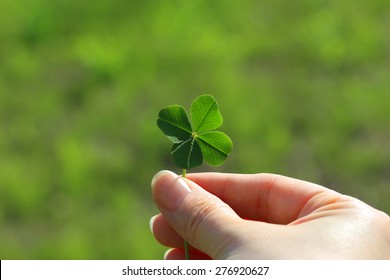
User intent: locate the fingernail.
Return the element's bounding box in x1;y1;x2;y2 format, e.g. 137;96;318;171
164;248;174;260
151;170;191;211
149;215;157;234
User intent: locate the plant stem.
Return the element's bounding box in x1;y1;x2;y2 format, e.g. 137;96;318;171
182;168;189;260
184;238;190;260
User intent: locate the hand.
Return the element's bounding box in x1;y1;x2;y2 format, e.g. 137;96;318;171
150;170;390;259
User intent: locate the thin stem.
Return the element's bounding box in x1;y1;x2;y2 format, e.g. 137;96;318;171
184;238;190;260
182;168;189;260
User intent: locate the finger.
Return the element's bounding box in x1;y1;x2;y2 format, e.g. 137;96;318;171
164;248;212;260
186;172;343;224
150;214;184;247
151;170;242;259
150;214;210;251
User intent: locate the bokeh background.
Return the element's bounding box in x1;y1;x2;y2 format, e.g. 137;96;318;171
1;0;390;259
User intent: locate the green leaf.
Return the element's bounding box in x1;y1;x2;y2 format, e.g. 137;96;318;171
171;138;203;169
157;94;233;170
157;105;192;143
197;131;233;166
191;94;223;133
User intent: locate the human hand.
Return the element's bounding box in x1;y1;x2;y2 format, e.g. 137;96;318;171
150;170;390;259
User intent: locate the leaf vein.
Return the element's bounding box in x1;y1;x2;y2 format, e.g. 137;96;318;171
194;101;215;132
159;118;192;133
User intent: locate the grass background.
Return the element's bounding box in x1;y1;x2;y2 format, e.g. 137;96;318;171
1;0;389;259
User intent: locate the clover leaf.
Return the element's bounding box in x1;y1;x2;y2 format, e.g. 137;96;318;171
157;94;233;170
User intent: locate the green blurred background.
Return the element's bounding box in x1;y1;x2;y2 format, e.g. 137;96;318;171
1;0;389;259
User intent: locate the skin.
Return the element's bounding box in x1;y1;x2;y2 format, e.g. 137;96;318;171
150;170;390;259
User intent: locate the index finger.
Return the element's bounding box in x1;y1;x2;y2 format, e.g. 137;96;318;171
186;172;342;224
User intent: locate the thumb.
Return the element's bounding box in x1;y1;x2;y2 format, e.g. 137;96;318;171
151;170;241;259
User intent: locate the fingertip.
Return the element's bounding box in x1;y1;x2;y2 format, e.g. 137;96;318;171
163;248;176;260
151;170;177;189
149;214;158;234
149;214;185;247
151;170;192;211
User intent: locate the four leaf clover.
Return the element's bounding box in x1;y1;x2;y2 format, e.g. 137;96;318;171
157;94;233;170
